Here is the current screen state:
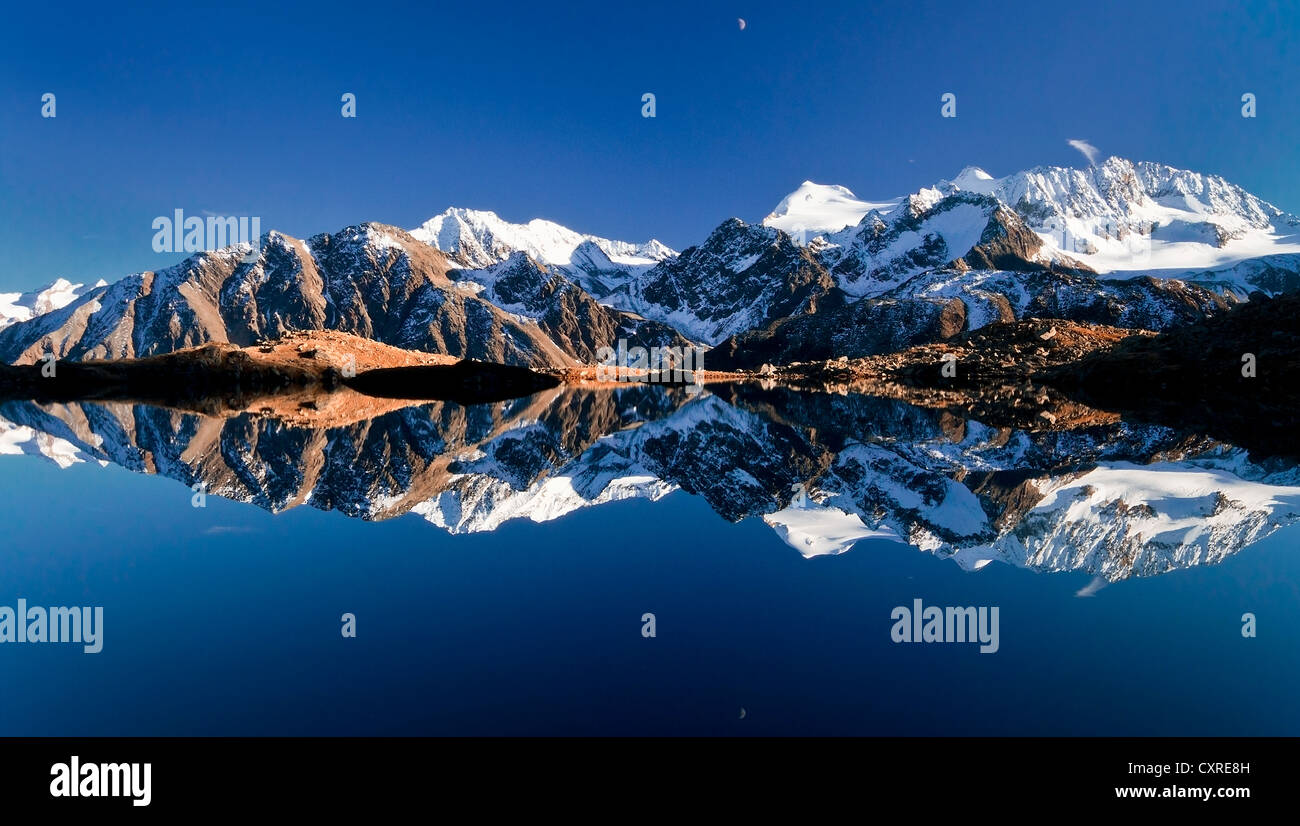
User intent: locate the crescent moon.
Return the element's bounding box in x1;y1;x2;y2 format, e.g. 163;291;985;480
738;18;746;30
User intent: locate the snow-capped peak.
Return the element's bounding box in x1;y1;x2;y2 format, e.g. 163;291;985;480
988;156;1300;279
410;206;674;272
0;277;102;331
945;165;998;194
790;156;1300;290
763;180;900;238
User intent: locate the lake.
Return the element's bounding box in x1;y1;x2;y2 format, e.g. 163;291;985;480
0;384;1297;735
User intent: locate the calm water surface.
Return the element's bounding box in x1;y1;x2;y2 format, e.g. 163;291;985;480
0;386;1297;735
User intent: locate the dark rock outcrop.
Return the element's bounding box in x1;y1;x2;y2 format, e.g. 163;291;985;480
706;296;965;370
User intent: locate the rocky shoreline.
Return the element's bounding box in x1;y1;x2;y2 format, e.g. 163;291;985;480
1;294;1295;457
0;332;558;416
764;293;1300;456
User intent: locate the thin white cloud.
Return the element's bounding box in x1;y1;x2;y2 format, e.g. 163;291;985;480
1068;139;1100;166
1075;576;1108;598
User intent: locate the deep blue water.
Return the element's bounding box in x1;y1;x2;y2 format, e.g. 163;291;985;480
1;440;1298;736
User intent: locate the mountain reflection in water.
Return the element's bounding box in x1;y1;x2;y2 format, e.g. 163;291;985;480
2;383;1298;583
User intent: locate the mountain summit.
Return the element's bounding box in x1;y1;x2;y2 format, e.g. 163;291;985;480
762;181;901;236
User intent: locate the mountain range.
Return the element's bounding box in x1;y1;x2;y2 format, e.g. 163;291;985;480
2;156;1297;369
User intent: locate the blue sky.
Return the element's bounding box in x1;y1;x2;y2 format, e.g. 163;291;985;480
0;0;1296;290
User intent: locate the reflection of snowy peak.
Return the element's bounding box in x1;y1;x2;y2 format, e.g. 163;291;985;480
710;389;1300;581
978;457;1300;580
763;499;899;557
414;404;682;534
1;387;1298;583
0;408;101;468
